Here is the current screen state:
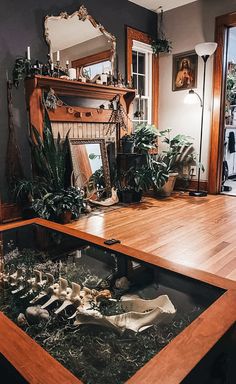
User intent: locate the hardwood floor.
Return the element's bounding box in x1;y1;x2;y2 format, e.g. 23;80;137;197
67;192;236;281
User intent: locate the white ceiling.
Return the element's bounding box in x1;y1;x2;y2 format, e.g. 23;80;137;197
129;0;198;12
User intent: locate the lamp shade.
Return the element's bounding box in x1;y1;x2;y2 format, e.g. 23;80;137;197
184;90;202;106
195;42;217;57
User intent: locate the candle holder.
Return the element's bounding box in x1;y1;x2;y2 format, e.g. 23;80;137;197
25;58;32;78
56;60;60;78
65;62;69;76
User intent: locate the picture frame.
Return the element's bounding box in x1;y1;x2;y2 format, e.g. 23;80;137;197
172;50;198;91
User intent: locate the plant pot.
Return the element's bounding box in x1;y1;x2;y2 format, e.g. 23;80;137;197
155;173;178;198
118;190;142;203
121;140;135;154
59;211;73;224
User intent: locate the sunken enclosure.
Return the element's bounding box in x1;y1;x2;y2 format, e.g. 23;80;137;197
0;220;235;384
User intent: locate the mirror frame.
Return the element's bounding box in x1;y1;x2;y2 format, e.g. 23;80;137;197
69;138;111;193
44;5;116;75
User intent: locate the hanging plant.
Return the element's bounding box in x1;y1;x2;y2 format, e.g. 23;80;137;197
152;8;172;54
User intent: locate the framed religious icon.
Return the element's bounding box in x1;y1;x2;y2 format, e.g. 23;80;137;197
172;50;198;91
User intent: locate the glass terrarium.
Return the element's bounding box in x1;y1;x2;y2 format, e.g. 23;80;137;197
0;220;235;384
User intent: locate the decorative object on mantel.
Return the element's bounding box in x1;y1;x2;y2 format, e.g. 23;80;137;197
151;7;172;54
44;88;57;110
106;94;130;135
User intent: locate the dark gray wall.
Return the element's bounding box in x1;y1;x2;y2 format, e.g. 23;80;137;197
0;0;156;200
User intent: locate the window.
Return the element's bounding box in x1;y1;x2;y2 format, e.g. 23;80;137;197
126;27;159;127
132;41;153;126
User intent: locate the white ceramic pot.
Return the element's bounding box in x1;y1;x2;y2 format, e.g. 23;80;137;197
156;172;178;197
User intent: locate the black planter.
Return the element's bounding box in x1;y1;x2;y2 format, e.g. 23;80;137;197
121;140;135;154
118;190;142;203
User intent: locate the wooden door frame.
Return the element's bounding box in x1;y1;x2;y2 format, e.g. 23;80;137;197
126;26;159;127
209;12;236;194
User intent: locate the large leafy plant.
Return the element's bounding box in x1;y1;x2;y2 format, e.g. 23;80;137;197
133;124;159;153
29;109;70;191
32;187;84;222
157;129;196;173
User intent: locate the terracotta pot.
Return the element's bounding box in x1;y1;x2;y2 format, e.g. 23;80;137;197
59;211;73;224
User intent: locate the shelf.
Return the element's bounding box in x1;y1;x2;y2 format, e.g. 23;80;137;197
26;75;136;106
25;75;136;136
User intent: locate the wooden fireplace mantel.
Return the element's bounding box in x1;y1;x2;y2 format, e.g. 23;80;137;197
25;75;136;136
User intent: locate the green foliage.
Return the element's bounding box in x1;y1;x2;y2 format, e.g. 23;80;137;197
13;177;48;204
12;57;31;88
151;39;172;54
29;109;70;192
157;129;196;173
226;70;236;104
32;187;84;222
114;158;168;193
133;124;159;153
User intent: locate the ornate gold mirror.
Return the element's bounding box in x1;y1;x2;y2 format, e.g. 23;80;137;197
69;138;111;195
45;5;116;80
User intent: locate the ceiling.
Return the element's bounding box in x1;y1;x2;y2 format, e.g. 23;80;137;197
129;0;198;12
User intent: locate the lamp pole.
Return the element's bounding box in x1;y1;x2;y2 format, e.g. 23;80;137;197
188;42;217;197
189;55;209;197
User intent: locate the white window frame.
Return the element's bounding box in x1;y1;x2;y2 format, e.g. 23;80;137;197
132;40;153;125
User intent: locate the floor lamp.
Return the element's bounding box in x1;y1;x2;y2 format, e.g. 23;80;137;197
185;42;217;197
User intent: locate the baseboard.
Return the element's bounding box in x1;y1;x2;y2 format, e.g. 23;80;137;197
0;203;22;224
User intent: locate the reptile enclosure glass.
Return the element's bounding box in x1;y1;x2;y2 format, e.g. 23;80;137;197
0;219;235;384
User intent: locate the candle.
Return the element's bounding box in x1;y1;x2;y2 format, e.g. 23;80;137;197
51;63;54;71
56;50;60;61
27;46;31;60
68;68;76;80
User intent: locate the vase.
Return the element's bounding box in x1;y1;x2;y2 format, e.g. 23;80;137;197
155;173;178;197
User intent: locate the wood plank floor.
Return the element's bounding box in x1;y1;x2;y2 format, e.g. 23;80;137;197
67;192;236;281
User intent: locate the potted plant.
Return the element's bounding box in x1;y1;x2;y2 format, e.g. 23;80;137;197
151;9;172;55
120;134;135;154
114;160;168;203
32;187;85;224
133;124;159;154
155;129;196;197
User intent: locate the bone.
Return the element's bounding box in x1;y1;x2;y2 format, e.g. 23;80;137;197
74;294;176;333
10;268;23;286
41;278;68;309
30;273;54;304
54;282;81;315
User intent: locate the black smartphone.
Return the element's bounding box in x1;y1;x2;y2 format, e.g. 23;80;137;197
104;239;121;245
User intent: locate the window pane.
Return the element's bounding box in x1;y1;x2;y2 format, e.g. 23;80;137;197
84;60;111;79
133;74;137;90
141;98;148;120
132;51;137;73
138;52;145;74
138;75;145;95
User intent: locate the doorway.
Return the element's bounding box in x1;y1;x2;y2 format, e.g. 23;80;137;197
221;27;236;196
208;12;236;194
